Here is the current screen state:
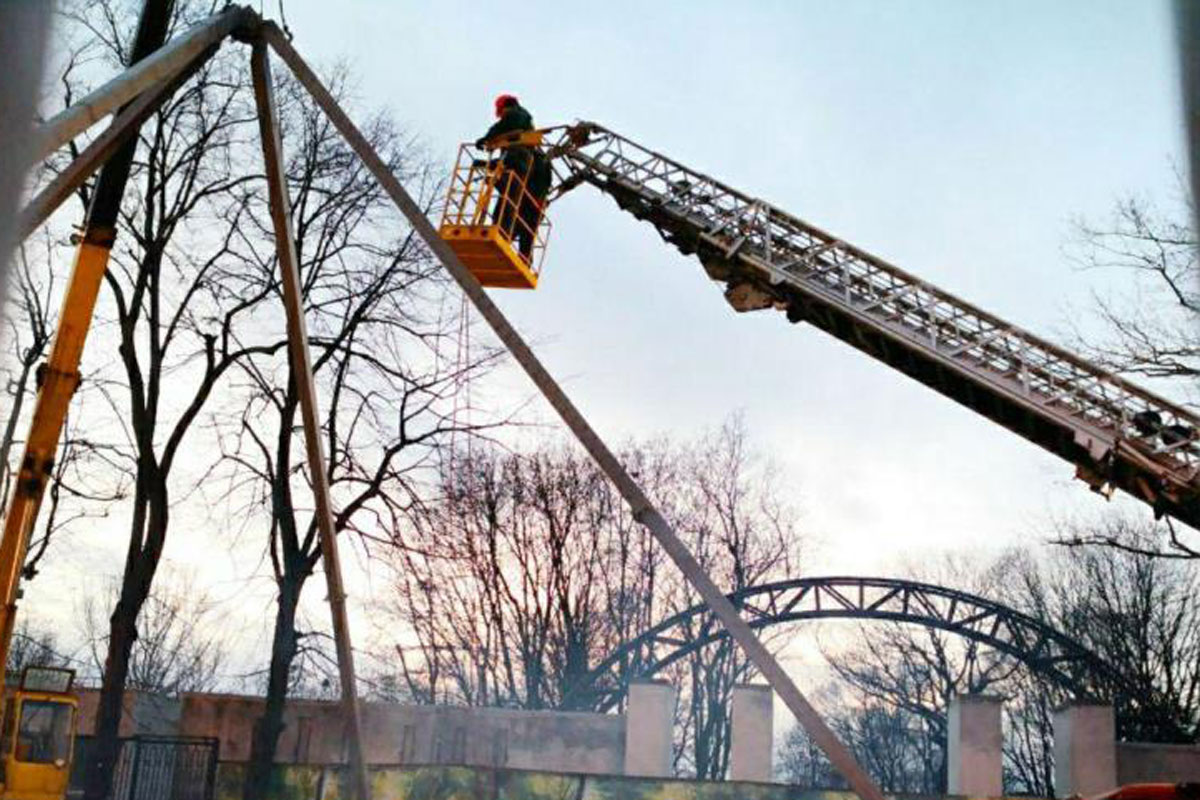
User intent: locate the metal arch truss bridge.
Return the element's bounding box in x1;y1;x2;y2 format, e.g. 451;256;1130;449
577;575;1124;713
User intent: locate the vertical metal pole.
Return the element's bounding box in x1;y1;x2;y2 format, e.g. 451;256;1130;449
264;24;886;800
0;0;53;309
250;39;371;800
1176;0;1200;240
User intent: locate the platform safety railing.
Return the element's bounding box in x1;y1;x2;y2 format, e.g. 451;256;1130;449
441;137;552;278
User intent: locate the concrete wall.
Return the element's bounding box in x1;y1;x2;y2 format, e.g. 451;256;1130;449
214;763;815;800
75;689;180;737
79;687;1200;790
1118;742;1200;784
176;692;625;774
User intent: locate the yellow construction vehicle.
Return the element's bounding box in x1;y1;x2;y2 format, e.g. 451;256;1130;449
0;668;78;800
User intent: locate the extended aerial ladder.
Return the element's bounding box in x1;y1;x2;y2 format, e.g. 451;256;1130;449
449;122;1199;528
515;123;1198;531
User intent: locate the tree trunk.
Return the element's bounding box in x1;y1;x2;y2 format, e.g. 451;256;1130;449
243;572;304;799
82;582;146;799
83;469;168;800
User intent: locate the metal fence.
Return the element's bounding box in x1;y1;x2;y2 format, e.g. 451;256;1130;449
69;735;219;800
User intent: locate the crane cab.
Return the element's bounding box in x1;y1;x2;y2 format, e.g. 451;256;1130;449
439;130;551;289
0;667;78;800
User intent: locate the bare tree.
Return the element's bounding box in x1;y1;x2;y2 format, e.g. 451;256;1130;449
0;245;55;504
1068;183;1199;557
779;710;845;788
389;443;643;710
0;239;123;582
835;702;937;794
383;416;803;779
80;572;227;696
795;536;1200;795
35;3;284;797
1009;526;1200;742
782;636;1042;793
666;416;802;778
996;530;1200;791
778;682;942;794
1071;186;1198;390
812;556;1033;793
216;62;499;798
1001;670;1059;797
6;619;71;680
823;623;1018;793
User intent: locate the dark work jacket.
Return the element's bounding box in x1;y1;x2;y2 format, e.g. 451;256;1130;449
480;104;535;172
482;104;533;141
528;154;552;201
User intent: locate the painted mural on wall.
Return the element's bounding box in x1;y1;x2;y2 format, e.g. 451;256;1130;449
213;764;873;800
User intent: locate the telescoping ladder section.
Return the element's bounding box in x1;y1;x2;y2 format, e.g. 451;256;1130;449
548;123;1200;530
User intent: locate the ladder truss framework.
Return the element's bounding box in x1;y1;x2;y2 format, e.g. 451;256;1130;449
549;124;1200;530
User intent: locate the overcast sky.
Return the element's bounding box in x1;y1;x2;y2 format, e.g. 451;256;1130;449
265;0;1184;564
25;1;1191;691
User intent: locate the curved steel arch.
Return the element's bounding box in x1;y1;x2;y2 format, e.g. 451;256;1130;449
576;576;1129;713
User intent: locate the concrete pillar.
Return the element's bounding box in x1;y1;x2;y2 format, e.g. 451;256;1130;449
730;684;773;782
947;694;1003;797
624;680;676;777
1054;703;1117;797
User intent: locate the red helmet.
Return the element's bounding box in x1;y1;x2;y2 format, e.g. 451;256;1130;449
494;93;518;118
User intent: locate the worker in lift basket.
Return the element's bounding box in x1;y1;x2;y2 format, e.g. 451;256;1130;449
475;93;551;262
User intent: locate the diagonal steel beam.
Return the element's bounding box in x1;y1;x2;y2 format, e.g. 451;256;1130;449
263;23;886;800
19;43;218;239
35;5;254;162
250;39;371;800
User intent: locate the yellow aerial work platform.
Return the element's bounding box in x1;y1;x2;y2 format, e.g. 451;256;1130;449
439;130;551;290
